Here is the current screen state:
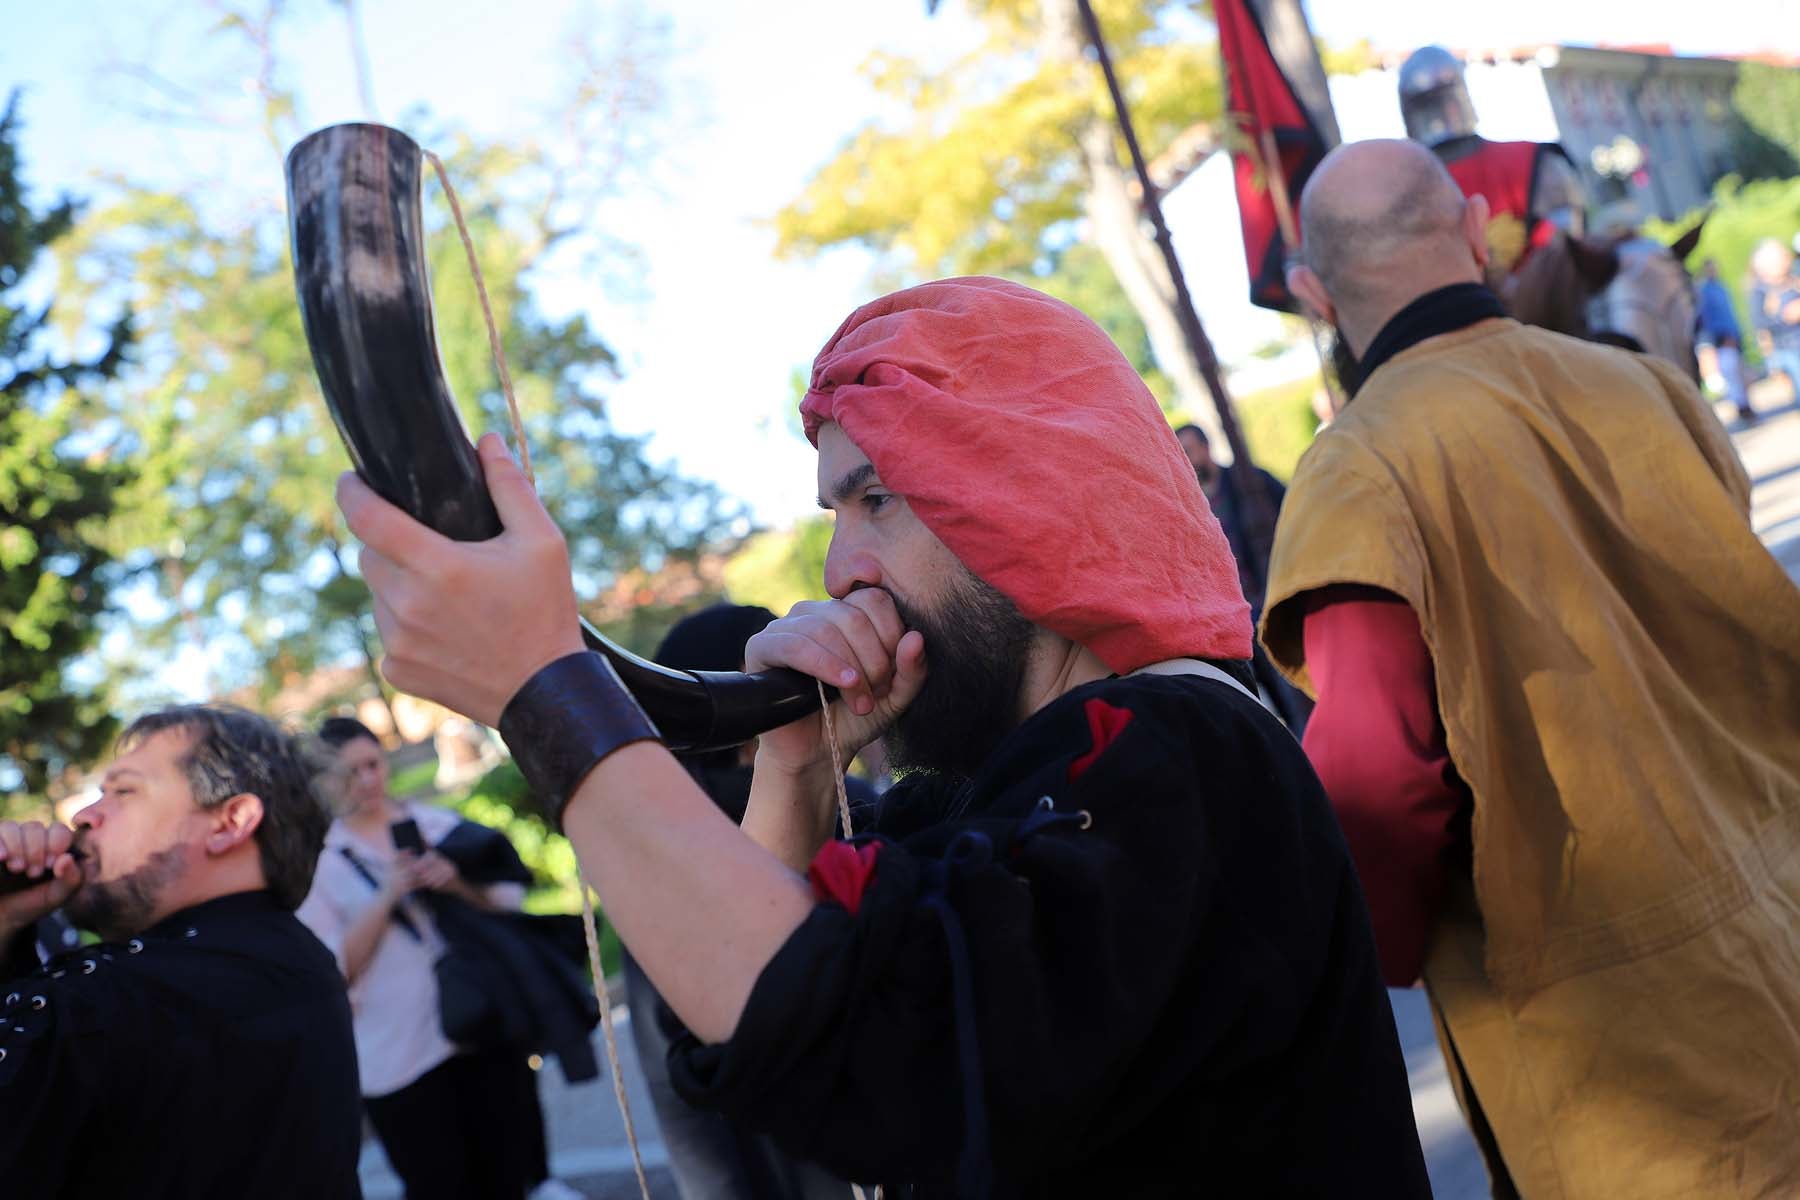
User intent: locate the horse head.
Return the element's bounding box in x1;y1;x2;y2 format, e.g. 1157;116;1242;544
1497;214;1707;382
1587;213;1708;381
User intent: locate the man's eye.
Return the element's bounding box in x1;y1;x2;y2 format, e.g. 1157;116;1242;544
862;492;892;513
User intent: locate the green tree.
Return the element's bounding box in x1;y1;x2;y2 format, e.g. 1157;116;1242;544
775;0;1235;443
0;94;134;809
52;3;735;709
722;517;834;615
1730;62;1800;180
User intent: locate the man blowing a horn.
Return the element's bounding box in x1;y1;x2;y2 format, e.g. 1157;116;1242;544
0;706;361;1198
338;276;1430;1197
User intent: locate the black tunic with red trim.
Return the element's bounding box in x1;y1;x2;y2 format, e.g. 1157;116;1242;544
670;673;1429;1198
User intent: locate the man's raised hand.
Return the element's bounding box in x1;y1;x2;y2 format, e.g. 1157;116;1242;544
745;588;928;773
0;820;82;946
337;433;586;727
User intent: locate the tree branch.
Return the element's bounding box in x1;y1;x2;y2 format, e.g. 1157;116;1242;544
1135;120;1219;197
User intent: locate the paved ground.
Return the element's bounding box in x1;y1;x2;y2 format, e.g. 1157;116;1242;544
358;1008;682;1199
360;380;1800;1199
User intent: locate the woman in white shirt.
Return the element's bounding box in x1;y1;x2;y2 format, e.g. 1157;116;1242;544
298;717;575;1200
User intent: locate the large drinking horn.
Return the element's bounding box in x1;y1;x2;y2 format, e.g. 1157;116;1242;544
284;122;824;753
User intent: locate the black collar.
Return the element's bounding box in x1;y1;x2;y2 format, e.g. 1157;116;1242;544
142;889;282;939
1353;283;1505;393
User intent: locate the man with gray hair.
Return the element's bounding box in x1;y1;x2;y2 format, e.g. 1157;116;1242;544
1266;138;1800;1197
0;705;362;1198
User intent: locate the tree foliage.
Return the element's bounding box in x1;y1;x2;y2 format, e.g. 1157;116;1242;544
1730;62;1800;181
775;0;1220;281
722;517;833;615
772;0;1260;451
0;94;134;807
49;3;735;706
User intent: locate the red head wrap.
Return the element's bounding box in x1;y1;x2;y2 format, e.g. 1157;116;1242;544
799;276;1251;671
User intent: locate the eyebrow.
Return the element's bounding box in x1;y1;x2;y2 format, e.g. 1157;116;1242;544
103;768;145;786
818;463;879;510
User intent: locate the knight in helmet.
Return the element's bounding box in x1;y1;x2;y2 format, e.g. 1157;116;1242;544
1399;45;1587;278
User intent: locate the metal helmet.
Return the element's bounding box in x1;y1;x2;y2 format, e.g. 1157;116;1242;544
1399;46;1478;147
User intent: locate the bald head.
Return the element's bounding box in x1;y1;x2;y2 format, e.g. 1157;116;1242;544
1289;139;1491;355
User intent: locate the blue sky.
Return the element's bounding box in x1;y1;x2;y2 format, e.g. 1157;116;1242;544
4;0;1796;530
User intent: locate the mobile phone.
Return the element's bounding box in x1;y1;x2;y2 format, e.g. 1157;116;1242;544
389;818;425;854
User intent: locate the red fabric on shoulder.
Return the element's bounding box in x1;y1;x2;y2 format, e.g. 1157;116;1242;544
807;840;883;917
1069;697;1135;782
1300;586;1468;987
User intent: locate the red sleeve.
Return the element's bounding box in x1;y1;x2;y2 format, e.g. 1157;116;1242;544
1300;586;1467;986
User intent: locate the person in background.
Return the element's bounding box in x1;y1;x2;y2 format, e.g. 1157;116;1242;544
1269;137;1800;1198
1;705;361;1198
1750;237;1800;401
297;717;582;1200
1174;423;1311;732
1694;258;1756;424
622;603;859;1200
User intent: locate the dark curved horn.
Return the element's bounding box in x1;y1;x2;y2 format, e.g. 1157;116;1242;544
284;122;823;753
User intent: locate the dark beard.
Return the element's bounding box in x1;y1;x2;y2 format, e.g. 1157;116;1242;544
882;570;1036;785
66;843;188;941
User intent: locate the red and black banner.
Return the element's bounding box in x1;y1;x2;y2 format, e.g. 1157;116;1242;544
1217;0;1338;311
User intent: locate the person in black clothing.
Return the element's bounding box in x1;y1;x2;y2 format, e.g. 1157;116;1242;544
1175;423;1314;733
0;704;361;1199
623;603;861;1200
338;276;1430;1197
1175;422;1287;595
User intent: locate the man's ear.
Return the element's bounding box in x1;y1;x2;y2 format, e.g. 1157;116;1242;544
1287;264;1336;327
1463;195;1492;271
205;793;265;856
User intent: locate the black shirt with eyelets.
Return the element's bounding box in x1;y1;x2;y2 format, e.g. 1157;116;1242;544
0;889;362;1198
670;672;1431;1199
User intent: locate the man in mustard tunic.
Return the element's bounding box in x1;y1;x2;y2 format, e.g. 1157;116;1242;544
1264;138;1800;1198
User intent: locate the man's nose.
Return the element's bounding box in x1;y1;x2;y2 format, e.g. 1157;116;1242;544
822;532;881;600
73;803;103;831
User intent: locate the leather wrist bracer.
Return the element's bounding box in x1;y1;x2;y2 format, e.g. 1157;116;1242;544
498;651;661;830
